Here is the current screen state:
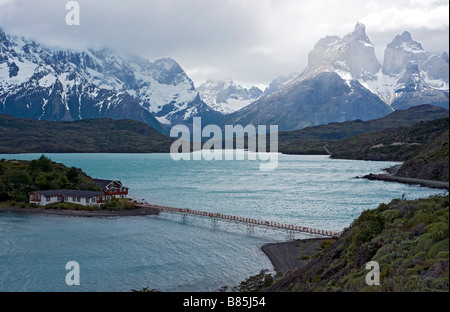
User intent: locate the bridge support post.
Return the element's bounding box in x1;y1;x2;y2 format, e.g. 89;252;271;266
286;231;295;241
212;218;218;229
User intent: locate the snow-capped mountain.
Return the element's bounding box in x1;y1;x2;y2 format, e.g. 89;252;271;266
1;24;448;135
222;23;393;131
223;23;448;131
198;74;301;115
0;28;218;131
360;31;449;110
262;72;300;97
305;22;381;81
197;80;263;114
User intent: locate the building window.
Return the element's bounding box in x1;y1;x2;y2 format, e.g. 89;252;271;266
86;198;89;203
92;197;96;203
45;196;51;202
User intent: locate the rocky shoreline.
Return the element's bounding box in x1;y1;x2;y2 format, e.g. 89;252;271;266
355;164;449;190
0;206;160;217
363;173;449;190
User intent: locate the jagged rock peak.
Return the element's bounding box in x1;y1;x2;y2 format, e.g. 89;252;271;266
307;22;380;80
400;31;413;42
0;27;8;44
343;22;371;43
388;31;424;51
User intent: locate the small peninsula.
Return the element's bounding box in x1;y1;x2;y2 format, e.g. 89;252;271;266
0;155;159;217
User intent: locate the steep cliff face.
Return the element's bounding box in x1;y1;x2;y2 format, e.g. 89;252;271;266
223;23;393;131
307;22;381;81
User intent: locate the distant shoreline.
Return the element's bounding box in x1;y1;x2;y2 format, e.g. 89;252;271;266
360;164;449;191
0;206;160;217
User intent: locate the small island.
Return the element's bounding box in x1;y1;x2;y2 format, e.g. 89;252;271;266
0;155;159;217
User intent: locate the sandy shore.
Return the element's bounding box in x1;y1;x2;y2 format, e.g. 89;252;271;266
0;206;160;217
261;238;330;274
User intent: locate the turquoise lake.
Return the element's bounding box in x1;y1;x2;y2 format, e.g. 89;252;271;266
0;153;446;292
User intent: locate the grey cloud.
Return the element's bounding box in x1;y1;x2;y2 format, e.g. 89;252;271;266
0;0;448;88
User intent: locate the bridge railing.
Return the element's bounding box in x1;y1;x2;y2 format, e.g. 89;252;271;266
135;202;341;238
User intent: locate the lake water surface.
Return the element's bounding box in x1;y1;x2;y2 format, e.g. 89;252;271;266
0;153;445;291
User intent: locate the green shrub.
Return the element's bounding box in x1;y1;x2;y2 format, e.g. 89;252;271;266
87;205;100;211
119;200;135;210
351;210;385;247
233;269;274;292
298;254;310;260
15;192;28;203
427;222;449;242
102;198;120;210
428;239;449;257
414;233;434;254
437;251;449;260
319;239;334;251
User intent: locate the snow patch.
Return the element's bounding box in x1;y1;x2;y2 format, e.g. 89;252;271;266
38;74;57;88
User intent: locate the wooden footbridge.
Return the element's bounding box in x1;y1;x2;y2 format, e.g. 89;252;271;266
135;202;341;239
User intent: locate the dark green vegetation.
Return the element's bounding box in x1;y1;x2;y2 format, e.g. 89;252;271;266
44;201;100;211
396;130;449;182
264;194;449;292
277;105;448;154
328;117;448;161
0;155;99;204
331;118;449;182
0;115;175;154
276;105;449;183
218;269;279;292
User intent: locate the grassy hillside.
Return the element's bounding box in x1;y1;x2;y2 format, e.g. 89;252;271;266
328;117;449;162
396;130;449;182
0;115;175;154
278;105;449;154
266;194;449;292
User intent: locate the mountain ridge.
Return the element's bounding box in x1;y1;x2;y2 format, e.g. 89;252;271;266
197;80;263;114
218;23;448;132
1;24;449;134
0;27;221;132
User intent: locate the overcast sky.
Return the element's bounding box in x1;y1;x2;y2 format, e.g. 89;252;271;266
0;0;448;89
